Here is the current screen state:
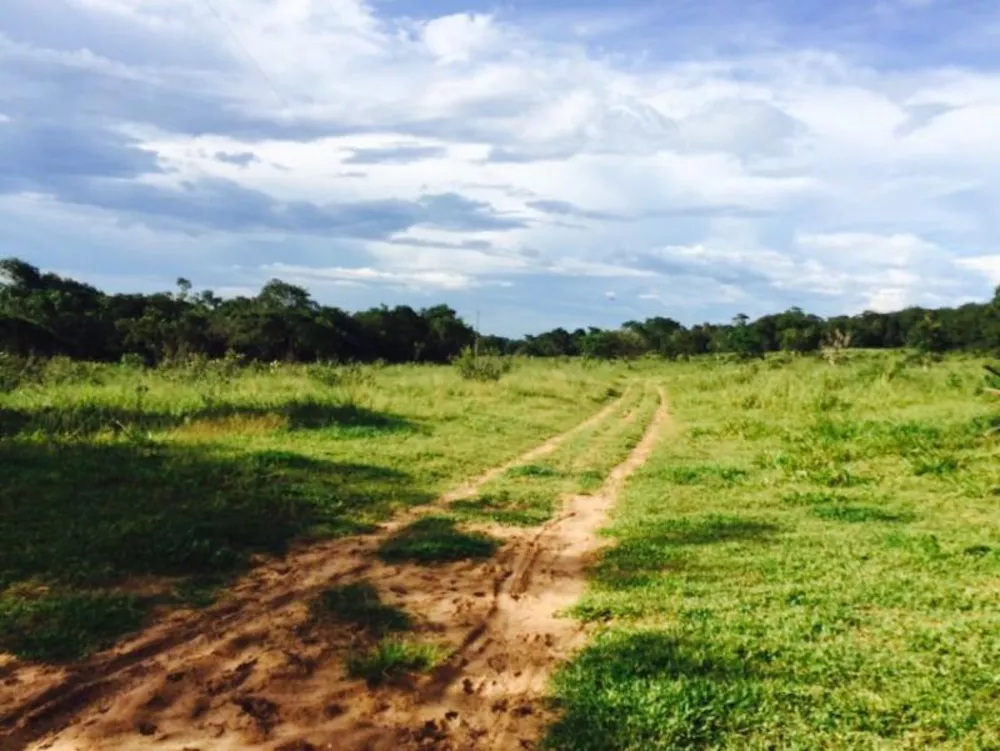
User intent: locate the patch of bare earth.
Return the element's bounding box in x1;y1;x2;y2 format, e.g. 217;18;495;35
1;386;666;751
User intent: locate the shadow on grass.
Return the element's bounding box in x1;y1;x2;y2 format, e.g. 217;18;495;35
0;439;429;661
378;516;500;564
638;515;780;547
547;630;764;750
451;492;553;527
586;515;777;594
0;400;418;439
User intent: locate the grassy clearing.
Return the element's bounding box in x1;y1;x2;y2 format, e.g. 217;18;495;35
450;381;661;526
0;358;624;662
550;351;1000;749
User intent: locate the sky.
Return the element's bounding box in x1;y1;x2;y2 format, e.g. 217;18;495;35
2;0;1000;336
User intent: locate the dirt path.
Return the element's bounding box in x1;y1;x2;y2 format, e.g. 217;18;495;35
2;385;666;751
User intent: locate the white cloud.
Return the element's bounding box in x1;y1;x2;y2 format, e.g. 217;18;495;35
955;256;1000;287
420;13;502;64
261;263;480;291
4;0;1000;327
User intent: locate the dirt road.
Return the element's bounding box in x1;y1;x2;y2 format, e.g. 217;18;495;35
1;385;667;751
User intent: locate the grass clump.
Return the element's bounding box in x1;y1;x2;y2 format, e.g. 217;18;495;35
0;591;143;662
452;347;513;382
377;517;500;564
314;581;410;634
347;637;444;685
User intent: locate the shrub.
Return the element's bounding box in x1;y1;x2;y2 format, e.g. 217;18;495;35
453;346;512;382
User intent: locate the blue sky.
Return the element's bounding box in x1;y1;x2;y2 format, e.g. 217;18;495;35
2;0;1000;335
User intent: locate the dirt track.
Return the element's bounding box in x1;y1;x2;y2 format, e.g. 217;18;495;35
1;385;667;751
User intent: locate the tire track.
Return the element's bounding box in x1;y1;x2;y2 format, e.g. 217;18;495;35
350;385;669;751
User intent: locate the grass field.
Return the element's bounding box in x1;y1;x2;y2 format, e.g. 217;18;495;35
4;350;1000;750
549;351;1000;749
0;357;624;661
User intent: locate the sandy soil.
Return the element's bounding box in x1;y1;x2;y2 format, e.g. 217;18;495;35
1;386;667;751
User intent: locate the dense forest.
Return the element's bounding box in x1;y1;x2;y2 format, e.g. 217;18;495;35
1;257;997;363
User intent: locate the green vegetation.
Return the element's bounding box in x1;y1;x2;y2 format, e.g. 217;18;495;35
8;256;1000;365
313;581;411;635
377;516;501;564
550;351;1000;749
0;358;621;661
346;637;445;685
450;382;660;526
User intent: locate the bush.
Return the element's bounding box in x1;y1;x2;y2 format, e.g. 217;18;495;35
453;346;512;382
0;353;43;393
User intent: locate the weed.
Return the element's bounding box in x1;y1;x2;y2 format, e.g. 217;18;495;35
377;517;500;564
346;638;444;685
314;582;411;634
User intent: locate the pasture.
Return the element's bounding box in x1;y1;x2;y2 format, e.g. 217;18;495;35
2;351;999;750
552;352;1000;749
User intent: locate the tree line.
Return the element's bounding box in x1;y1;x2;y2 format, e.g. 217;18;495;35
2;257;998;364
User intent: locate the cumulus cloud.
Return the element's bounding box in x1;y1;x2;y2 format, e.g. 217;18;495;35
2;0;1000;332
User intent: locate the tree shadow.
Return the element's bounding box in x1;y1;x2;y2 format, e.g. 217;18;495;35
638;514;780;547
592;515;778;592
548;630;764;750
0;440;430;661
0;399;419;439
377;517;501;564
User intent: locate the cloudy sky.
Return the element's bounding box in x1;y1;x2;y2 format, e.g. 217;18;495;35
2;0;1000;335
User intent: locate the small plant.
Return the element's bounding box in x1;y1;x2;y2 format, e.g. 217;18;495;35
453;346;512;382
821;328;852;366
346;637;444;685
313;581;411;635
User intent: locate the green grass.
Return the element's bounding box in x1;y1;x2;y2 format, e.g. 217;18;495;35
0;358;624;661
450;381;661;526
377;516;501;564
346;637;445;685
313;581;411;634
0;591;144;662
550;351;1000;749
